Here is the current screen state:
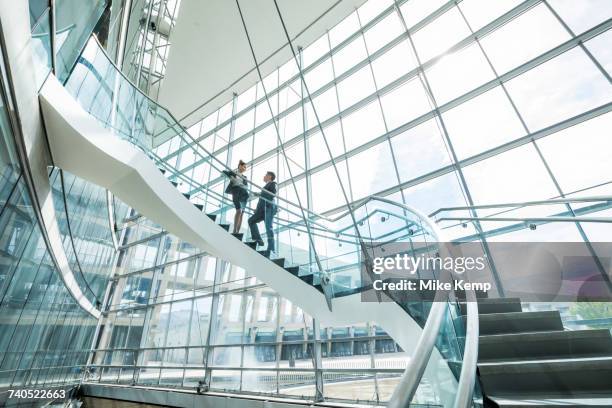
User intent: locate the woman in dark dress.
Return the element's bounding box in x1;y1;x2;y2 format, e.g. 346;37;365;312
224;160;249;234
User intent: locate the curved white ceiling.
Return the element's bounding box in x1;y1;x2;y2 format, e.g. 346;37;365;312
157;0;366;128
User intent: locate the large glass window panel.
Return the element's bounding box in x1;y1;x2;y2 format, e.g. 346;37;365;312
302;35;330;67
457;0;522;31
236;85;257;113
585;30;612;76
278;81;301;113
230;137;253;165
311;163;350;213
217;101;234;125
537;112;612;193
233;109;255;138
379;77;431;130
505;48;612;131
212;294;244;345
398;0;447;29
280;141;306;176
310;87;339;124
363;11;403;54
370;39;417;88
31;8;53;90
279;108;303;142
200;112;219;136
255;94;275;127
0;113;20;215
391;118;452;182
253;124;277;159
145;304;171;348
341;100;386;151
442;86;526;159
336;65;376;111
307;122;346;168
332;36;368;76
462;143;559;205
426;43;495;106
258;70;279;100
357;0;393;25
29;0;48;27
480;4;570;75
165;300;193;348
412;7;471;63
348;142;397;199
548;0;612;34
279;58;299;84
304;58;334;92
329;11;360;48
55;0;106;82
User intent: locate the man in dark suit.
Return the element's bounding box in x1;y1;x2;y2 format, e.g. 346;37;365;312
248;171;277;252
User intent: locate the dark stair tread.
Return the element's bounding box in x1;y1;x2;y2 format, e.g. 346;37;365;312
170;180;178;187
245;241;258;250
219;223;230;231
473;311;564;336
159;168;166;174
206;213;217;222
284;266;300;276
231;233;244;240
299;274;314;285
455;287;489;299
479;329;612;362
478;357;612;397
258;250;271;258
272;258;286;267
182;192;191;199
460;298;522;315
488;395;612;407
313;284;324;294
194;203;204;211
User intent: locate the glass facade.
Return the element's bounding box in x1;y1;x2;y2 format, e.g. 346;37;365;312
166;0;611;229
88;213;442;404
0;54;97;392
50;170;118;307
1;0;611;406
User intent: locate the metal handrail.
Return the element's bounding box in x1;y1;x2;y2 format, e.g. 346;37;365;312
429;196;612;217
436;216;612;223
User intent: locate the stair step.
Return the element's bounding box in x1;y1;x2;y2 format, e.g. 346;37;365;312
479;329;612;363
473;311;564;336
170;180;178;187
299;274;314;285
245;241;258;250
219;223;230;231
159;168;166;174
313;284;324;294
478;357;612;398
455;287;489;299
206;213;217;222
488;395;612;407
284;266;300;276
194;203;204;211
258;250;271;258
231;233;244;241
460;298;522;315
272;258;285;267
182;192;191;199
